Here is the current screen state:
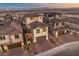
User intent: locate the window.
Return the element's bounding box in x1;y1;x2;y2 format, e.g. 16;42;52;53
36;29;40;33
43;27;46;32
15;35;19;39
0;37;2;40
31;17;35;20
62;22;64;25
3;36;5;39
48;14;52;17
0;36;6;40
56;23;59;26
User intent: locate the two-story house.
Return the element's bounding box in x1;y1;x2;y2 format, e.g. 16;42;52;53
43;12;65;37
0;20;24;52
28;21;48;43
22;13;48;44
62;15;79;35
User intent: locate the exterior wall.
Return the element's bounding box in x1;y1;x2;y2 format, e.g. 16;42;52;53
33;27;48;43
11;34;23;43
0;17;4;20
25;16;43;25
55;15;61;19
0;34;23;52
0;35;10;45
26;17;37;25
38;16;43;22
54;22;63;29
0;34;23;45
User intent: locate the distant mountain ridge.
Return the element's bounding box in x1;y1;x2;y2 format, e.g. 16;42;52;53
0;7;79;13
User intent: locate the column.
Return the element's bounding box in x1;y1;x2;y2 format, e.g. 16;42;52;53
46;34;48;40
4;45;8;52
21;42;24;48
0;45;3;52
55;31;58;37
64;30;67;34
33;37;36;43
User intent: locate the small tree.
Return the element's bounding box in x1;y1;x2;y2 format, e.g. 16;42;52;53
4;14;13;22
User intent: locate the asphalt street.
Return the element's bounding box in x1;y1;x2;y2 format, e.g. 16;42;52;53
36;41;79;56
54;44;79;56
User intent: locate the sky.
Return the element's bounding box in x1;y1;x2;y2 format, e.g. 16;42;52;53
0;3;79;9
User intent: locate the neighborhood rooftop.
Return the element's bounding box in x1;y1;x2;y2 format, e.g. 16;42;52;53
29;21;47;29
0;20;22;35
24;13;43;17
64;17;79;25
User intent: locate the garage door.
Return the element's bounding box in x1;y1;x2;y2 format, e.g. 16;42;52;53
7;42;21;49
36;36;46;44
36;36;52;52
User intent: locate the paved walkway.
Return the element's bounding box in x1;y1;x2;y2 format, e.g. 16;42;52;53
36;41;79;56
0;47;28;56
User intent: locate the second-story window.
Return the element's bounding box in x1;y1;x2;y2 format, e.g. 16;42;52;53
36;29;40;34
43;27;46;32
3;36;5;39
0;36;6;40
31;17;35;20
0;37;2;40
15;35;19;39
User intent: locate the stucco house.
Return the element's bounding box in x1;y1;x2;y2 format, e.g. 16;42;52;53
43;12;66;37
27;21;48;43
0;20;24;52
21;13;48;44
23;13;44;27
62;15;79;35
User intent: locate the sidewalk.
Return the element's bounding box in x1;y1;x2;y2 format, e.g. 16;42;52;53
3;47;28;56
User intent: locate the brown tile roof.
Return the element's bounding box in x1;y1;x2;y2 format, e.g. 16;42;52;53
24;13;42;17
0;20;22;35
29;21;48;29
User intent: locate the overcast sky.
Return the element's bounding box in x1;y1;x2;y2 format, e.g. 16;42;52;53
0;3;79;9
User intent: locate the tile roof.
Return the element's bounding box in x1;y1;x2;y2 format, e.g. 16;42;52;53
29;21;48;29
24;13;42;17
0;20;22;35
